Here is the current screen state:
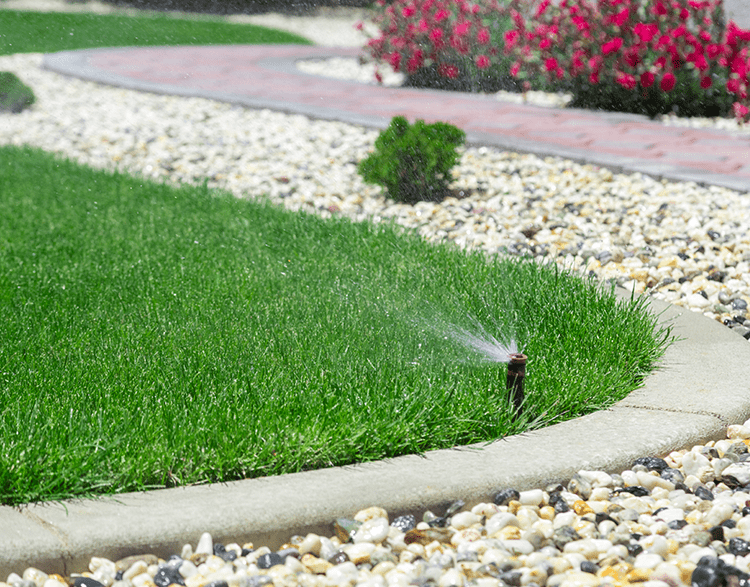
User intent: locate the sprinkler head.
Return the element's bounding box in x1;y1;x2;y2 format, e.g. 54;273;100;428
506;353;527;418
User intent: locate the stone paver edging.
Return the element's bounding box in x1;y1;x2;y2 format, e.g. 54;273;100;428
41;45;750;192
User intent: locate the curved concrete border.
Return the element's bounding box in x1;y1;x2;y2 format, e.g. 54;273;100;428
2;292;750;578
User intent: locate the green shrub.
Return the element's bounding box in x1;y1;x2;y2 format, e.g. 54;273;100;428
0;72;35;114
358;116;465;204
564;72;736;119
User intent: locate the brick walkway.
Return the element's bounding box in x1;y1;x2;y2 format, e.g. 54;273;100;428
43;44;750;191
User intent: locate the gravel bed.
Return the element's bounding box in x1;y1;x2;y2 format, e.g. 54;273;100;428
8;423;750;587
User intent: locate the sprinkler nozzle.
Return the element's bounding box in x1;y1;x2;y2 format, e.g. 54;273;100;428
506;353;527;418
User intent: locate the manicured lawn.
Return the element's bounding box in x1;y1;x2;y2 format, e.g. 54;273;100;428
0;145;672;505
0;9;312;55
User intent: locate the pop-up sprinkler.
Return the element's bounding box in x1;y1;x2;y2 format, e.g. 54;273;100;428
440;319;526;418
506;353;527;418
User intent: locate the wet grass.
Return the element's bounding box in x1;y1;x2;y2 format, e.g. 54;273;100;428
0;8;312;55
0;145;672;505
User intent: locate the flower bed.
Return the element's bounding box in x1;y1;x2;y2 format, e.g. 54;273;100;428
362;0;750;121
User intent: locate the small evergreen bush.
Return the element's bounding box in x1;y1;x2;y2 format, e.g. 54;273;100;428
0;72;36;114
358;116;465;204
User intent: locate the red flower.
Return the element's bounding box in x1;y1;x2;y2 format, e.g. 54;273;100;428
634;22;658;43
539;38;552;49
434;9;450;22
615;72;637;90
572;50;586;72
654;1;667;15
671;25;687;39
406;49;423;73
700;75;712;89
602;37;623;55
623;47;641;67
734;102;749;118
510;61;521;76
438;63;459;78
641;71;655;88
477;27;490;44
572;15;589;33
504;30;520;50
730;53;749;79
535;0;551;18
453;21;471;37
660;72;676;91
707;44;724;59
476;54;491;68
401;4;416;18
451;36;470;55
693;54;708;71
429;28;444;44
389;51;402;71
609;7;629;26
545;57;558;71
728;77;742;93
679;8;689;20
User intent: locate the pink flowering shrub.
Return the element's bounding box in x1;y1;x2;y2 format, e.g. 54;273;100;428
362;0;750;120
362;0;538;92
504;0;750;119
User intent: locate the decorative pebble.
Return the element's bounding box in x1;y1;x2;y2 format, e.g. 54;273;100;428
255;553;284;570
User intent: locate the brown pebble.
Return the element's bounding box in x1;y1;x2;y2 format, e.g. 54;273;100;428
189;553;209;566
572;500;594;515
300;554;332;574
626;568;652;582
115;555;159;573
404;528;453;545
507;500;522;514
333;518;360;544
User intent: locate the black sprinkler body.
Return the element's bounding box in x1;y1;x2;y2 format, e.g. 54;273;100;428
506;353;527;417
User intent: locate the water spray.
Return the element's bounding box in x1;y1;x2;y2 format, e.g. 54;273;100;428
427;313;528;419
506;352;527;419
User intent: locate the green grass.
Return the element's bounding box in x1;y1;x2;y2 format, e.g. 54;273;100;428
0;145;672;505
0;9;312;55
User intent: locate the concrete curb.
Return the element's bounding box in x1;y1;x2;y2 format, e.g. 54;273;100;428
3;292;750;579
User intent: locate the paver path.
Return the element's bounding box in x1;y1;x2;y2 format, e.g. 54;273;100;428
44;44;750;191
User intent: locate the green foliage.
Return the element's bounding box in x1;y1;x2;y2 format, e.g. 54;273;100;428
0;72;35;114
358;116;466;204
564;71;735;119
